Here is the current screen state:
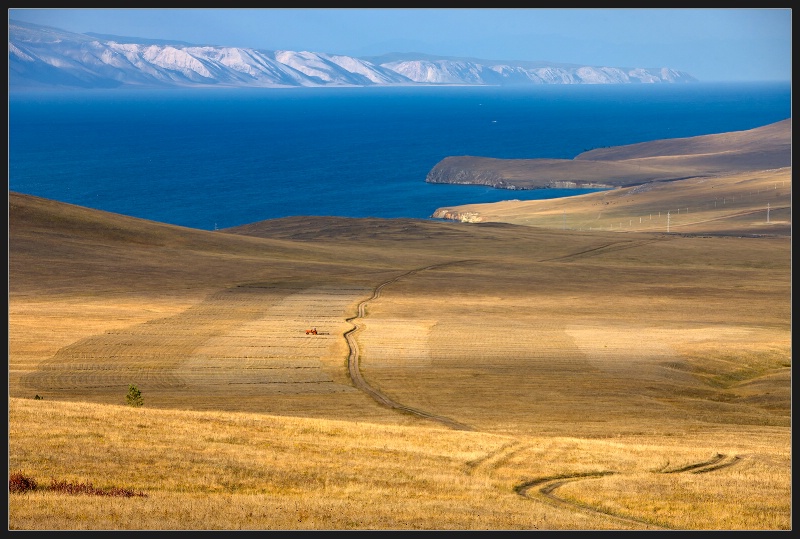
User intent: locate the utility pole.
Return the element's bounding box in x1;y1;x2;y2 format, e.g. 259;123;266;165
667;211;670;233
767;203;770;223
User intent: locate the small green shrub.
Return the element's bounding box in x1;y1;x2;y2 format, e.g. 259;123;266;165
126;384;143;407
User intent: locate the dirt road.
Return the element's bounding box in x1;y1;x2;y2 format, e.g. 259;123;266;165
344;262;474;431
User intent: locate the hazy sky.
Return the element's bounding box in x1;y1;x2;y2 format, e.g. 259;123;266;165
8;8;792;82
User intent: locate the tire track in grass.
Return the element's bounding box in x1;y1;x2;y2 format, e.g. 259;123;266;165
539;238;667;263
515;453;744;529
515;472;666;530
344;261;475;431
465;441;525;475
658;207;791;231
658;453;744;474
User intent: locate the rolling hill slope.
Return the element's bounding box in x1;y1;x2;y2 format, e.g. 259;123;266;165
7;116;792;527
427;118;791;190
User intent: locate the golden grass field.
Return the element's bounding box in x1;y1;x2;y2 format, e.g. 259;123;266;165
432;166;792;237
7;122;791;530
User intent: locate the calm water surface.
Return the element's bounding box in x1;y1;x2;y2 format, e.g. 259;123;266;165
8;82;791;230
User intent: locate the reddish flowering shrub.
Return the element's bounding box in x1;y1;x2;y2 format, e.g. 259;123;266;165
8;472;145;497
49;478;146;498
48;478;146;497
8;472;38;493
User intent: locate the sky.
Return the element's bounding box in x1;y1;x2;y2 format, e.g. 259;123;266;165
7;8;792;82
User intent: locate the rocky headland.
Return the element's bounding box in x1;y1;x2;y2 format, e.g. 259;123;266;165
425;119;792;193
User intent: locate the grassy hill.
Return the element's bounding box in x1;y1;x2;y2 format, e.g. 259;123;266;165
7;120;792;528
432;118;792;237
427;118;791;190
433;166;792;236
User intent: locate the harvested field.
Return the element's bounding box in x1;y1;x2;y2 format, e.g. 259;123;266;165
18;285;371;405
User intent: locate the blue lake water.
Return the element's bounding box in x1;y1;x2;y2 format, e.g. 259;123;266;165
8;82;791;230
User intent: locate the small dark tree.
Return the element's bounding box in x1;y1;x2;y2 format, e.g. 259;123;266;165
126;384;143;407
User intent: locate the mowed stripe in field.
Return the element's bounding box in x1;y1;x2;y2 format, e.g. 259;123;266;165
357;296;609;432
347;271;791;434
21;285;369;400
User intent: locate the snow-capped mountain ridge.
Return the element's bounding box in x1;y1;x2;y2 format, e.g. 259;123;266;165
9;19;699;90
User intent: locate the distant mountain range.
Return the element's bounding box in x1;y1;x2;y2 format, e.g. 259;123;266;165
9;19;699;90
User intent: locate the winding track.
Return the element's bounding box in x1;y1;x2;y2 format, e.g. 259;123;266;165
514;454;744;529
658;453;743;474
343;261;474;431
342;259;747;525
539;238;667;262
515;472;665;530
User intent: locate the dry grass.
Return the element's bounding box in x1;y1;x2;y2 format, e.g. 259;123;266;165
8;398;790;530
7;165;791;530
428;118;790;192
355;235;790;437
433;167;791;237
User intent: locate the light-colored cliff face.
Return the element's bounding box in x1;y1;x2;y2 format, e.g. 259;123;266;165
9;19;699;90
383;60;697;85
431;209;484;223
